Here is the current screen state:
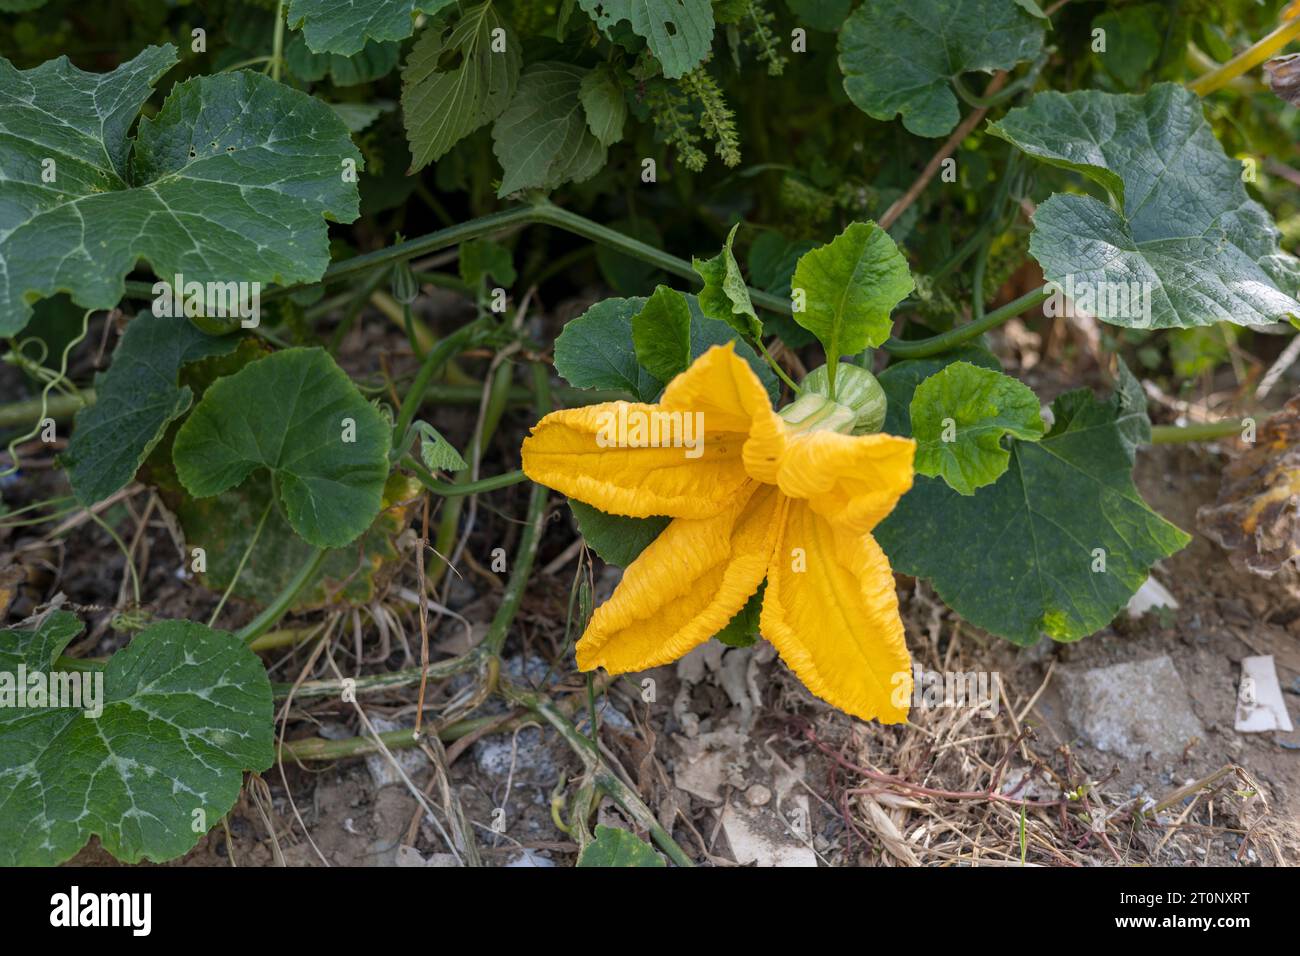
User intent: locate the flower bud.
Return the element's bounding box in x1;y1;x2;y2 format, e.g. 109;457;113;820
785;363;887;435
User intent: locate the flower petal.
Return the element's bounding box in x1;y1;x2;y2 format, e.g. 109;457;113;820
660;344;787;484
761;498;912;722
776;430;915;534
577;482;781;673
521;401;747;518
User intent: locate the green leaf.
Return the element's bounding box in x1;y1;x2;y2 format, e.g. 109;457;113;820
838;0;1043;137
576;0;715;79
693;224;761;340
458;238;516;288
285;34;400;86
555;297;666;401
715;584;763;648
1091;5;1163;89
402;1;520;171
569;500;670;567
0;45;363;335
554;295;779;402
286;0;457;55
168;472;420;610
0;613;273;865
172;348;391;549
415;421;468;472
579;64;628;147
631;285;693;382
784;0;852;32
63;315;238;506
988;84;1300;329
910;361;1046;495
492;62;606;197
876;359;1190;645
880;346;1002;436
790;221;914;374
577;825;666;867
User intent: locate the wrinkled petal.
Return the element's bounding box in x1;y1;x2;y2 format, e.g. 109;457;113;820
521;401;748;518
660;344;787;484
776;430;915;534
577;483;781;673
761;499;912;723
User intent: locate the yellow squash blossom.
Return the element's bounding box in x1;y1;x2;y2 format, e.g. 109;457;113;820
522;344;917;722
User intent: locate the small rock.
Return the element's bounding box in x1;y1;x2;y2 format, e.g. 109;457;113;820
745;784;772;807
1057;656;1204;759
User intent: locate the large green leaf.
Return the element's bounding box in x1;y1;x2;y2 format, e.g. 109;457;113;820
838;0;1043;137
492;62;607;197
576;0;715;79
910;361;1045;495
989;84;1300;329
0;44;363;336
693;224;761;341
790;221;914;381
63;315;237;506
0;612;273;865
172;348;391;549
877;360;1189;644
402;1;520;171
286;0;457;55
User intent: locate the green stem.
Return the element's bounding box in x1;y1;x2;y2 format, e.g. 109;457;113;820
482;366;551;659
207;497;272;626
269;1;285;83
1188;16;1300;96
235;547;328;644
887;284;1053;359
406;459;526;496
391;319;490;449
1150;419;1246;444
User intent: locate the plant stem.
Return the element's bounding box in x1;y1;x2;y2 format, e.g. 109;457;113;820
499;679;694;867
391;319;490;449
886;284;1053;359
405;459;526;496
270;1;285;83
482;366;551;659
1150;418;1246;444
235;547;328;644
208;498;273;627
1188;15;1300;96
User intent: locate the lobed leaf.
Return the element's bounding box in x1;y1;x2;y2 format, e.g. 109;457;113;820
576;0;715;79
693;224;761;341
286;0;456;55
0;44;363;335
838;0;1043;137
172;348;392;549
989;84;1300;329
910;361;1046;495
63;315;238;506
0;612;273;865
877;357;1190;644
